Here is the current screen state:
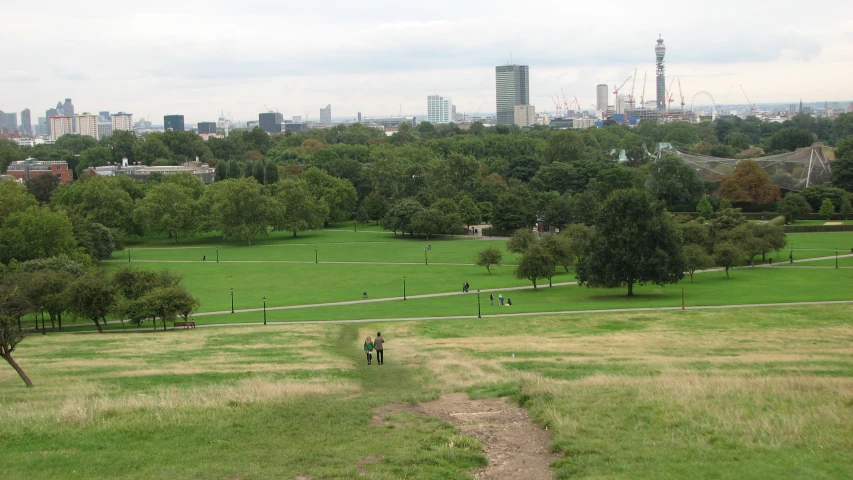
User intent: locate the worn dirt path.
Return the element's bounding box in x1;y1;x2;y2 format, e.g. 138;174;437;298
400;393;558;479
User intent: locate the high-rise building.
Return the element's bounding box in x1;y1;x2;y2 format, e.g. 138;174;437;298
0;110;5;133
495;65;529;126
197;122;217;134
655;36;666;111
427;95;452;124
98;123;113;138
49;116;74;140
164;115;185;131
99;111;110;122
357;112;362;123
20;109;31;136
75;113;99;139
259;112;283;133
596;84;609;113
36;117;46;135
63;99;75;132
111;112;133;132
4;112;18;132
513;104;536;127
320;104;332;125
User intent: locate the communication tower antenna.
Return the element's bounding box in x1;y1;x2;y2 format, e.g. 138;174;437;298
678;79;685;120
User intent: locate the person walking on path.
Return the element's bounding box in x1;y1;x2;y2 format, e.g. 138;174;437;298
203;255;206;262
363;336;374;365
374;332;385;365
490;293;494;305
498;294;504;306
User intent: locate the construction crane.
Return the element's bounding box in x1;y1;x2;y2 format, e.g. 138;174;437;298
551;95;562;117
739;84;756;117
629;69;637;111
677;79;685;120
561;89;571;117
613;75;632;113
640;71;647;107
665;78;676;110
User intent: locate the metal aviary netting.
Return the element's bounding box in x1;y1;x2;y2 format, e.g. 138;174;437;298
657;143;832;192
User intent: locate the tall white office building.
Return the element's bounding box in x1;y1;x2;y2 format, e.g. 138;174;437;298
596;84;609;113
320;104;332;125
75;113;99;140
495;65;529;126
427;95;452;124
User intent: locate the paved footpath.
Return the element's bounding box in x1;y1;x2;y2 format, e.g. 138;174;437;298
190;299;853;329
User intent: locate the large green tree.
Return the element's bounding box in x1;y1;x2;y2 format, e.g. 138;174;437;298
381;199;424;237
0;180;38;223
514;243;555;290
65;270;117;333
646;154;704;209
302;167;358;224
205;177;273;245
576;189;685;296
134;183;199;242
271;180;329;237
777;192;812;223
0;206;78;264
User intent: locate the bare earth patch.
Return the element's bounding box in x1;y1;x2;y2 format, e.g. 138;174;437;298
399;393;558;479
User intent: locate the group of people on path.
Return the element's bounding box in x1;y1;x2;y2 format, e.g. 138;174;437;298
363;332;384;365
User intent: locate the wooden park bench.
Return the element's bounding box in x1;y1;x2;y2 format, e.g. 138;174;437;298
174;321;196;329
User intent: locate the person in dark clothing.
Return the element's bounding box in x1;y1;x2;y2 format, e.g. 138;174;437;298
374;332;385;365
203;255;206;261
490;293;494;305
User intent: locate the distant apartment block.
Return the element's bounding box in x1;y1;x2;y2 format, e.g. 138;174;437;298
6;159;73;184
49;116;73;140
513;105;536;127
362;116;416;129
4;112;18;133
427;95;452;124
259;112;283;133
75;113;99;140
164;115;185;131
197;122;217;134
320;104;332;125
111;112;133;132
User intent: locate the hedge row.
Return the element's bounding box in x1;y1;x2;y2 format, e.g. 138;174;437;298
782;224;853;233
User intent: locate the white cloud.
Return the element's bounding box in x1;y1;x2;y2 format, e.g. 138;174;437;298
1;0;851;123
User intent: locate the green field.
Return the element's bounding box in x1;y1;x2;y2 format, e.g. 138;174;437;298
3;305;852;478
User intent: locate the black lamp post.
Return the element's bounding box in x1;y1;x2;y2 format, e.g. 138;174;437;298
315;245;318;264
216;247;219;263
790;244;794;264
477;289;481;318
127;249;131;263
424;248;428;265
41;308;46;335
403;276;407;300
230;287;234;314
263;296;267;325
836;248;838;269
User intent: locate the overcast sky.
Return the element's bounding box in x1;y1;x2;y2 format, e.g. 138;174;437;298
2;0;852;124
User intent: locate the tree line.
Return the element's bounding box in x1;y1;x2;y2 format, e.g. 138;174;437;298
1;258;199;387
482;188;788;294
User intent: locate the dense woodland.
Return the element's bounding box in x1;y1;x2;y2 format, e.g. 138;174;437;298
2;113;853;384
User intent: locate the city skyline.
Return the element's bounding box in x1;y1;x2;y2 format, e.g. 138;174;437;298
1;0;852;124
